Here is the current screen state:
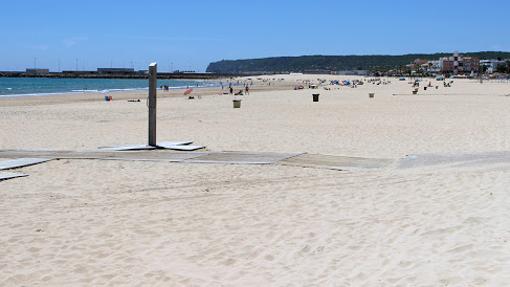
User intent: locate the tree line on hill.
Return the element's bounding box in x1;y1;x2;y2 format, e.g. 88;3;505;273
206;52;510;74
495;60;510;73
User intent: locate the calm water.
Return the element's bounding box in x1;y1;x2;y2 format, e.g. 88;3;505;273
0;77;218;97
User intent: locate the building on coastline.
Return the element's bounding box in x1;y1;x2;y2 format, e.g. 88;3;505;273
480;59;506;73
427;60;442;73
408;53;481;76
25;68;49;74
413;59;428;66
407;59;438;74
439;53;480;75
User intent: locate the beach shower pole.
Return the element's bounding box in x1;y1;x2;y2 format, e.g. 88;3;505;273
148;62;157;147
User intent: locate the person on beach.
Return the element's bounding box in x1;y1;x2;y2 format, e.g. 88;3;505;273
245;85;249;95
229;86;233;94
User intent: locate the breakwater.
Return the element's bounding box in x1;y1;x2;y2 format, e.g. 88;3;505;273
0;71;238;80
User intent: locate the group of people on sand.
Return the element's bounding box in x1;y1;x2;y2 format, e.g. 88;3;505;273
220;81;250;95
230;85;249;95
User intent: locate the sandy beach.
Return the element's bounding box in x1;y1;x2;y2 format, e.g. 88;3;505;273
1;75;510;286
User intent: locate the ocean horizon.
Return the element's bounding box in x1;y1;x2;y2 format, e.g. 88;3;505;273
0;77;218;97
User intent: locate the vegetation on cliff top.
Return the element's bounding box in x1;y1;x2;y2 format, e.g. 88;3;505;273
206;52;510;74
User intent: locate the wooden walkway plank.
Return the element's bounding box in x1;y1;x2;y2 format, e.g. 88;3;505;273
98;145;157;151
0;158;53;171
106;151;207;162
0;172;28;181
0;150;393;171
186;152;303;165
280;154;393;170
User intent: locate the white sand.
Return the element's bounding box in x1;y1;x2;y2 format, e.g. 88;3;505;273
1;77;509;157
1;76;510;286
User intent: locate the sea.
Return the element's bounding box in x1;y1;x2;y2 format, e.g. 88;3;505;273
0;77;219;97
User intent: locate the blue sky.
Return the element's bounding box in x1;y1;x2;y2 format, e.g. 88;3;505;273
1;0;509;72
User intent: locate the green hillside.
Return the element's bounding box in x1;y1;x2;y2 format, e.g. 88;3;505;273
206;52;510;74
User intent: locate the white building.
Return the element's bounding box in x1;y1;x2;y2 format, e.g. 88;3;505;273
480;59;506;73
427;60;442;73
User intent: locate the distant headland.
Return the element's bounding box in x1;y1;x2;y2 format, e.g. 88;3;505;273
206;51;510;76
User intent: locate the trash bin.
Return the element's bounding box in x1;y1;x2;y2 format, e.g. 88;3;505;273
233;99;241;108
312;94;320;102
369;93;375;98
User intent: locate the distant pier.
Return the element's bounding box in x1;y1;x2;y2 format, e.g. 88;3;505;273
0;70;240;80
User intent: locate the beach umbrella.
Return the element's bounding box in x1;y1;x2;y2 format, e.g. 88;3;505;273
184;88;193;95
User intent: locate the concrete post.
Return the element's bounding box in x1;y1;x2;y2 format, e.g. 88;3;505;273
148;62;157;146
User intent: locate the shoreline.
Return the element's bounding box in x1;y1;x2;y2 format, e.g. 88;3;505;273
1;75;507;107
4;74;506;102
0;78;295;107
0;77;222;98
0;84;221;99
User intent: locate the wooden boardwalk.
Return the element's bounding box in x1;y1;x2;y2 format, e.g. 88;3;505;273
3;149;508;183
0;149;393;171
280;153;393;170
0;171;28;181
